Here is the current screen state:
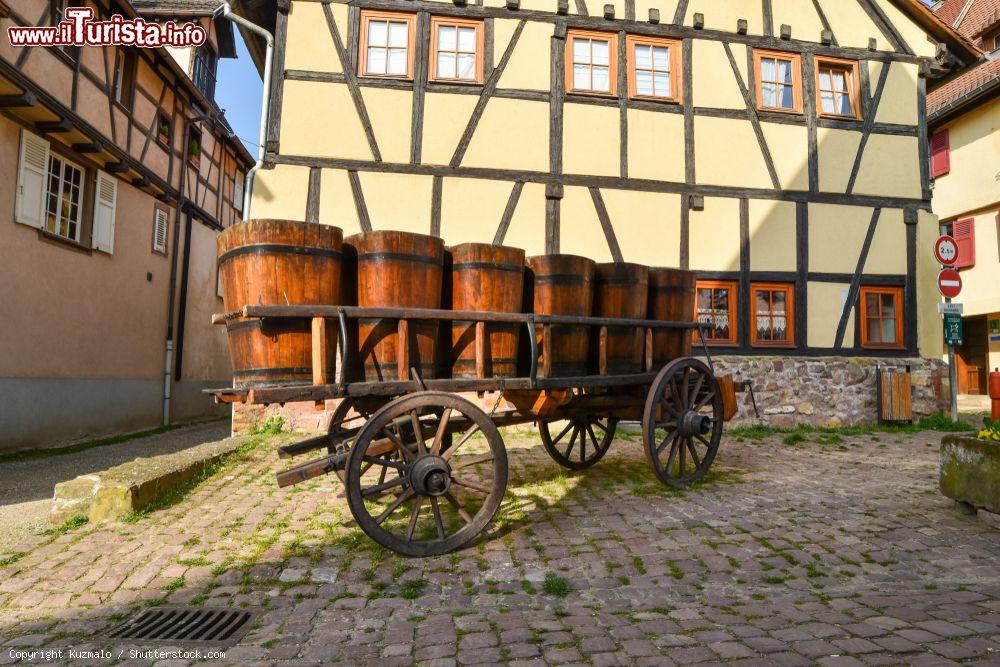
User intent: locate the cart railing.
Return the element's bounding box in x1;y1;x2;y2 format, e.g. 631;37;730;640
211;304;714;405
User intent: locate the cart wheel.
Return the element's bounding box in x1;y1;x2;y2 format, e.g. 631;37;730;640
327;398;381;454
538;416;618;470
642;358;724;489
344;392;508;557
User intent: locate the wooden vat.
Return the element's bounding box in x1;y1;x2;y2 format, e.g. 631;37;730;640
648;267;696;367
594;263;649;374
348;230;445;382
217;219;343;387
528;254;595;378
450;243;526;379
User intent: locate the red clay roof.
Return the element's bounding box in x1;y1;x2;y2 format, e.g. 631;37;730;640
928;0;999;121
928;54;1000;119
936;0;973;28
954;0;1000;37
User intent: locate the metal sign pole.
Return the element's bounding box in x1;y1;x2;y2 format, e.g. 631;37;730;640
948;343;958;422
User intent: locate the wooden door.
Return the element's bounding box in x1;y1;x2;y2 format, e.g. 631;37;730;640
956;317;988;395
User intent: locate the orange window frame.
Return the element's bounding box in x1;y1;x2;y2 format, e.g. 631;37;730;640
565;29;618;96
859;286;905;349
750;282;795;348
429;16;484;84
358;10;417;80
625;35;682;102
753;49;803;113
815;56;861;119
694;280;738;346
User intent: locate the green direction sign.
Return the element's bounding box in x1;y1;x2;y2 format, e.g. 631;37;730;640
943;313;963;346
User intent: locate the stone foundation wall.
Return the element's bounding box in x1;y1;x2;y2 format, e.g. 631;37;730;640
232;356;951;433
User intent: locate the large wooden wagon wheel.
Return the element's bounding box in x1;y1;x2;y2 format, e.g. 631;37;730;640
326;398;384;454
538;416;618;470
642;358;724;489
344;392;508;556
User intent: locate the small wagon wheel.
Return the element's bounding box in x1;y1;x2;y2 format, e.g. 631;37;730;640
538;416;618;470
344;391;508;557
327;398;383;454
642;358;724;489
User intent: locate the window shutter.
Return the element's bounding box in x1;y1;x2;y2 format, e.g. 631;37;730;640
953;218;975;269
153;209;168;253
234;172;244;212
92;171;117;254
15;129;49;228
930;130;950;178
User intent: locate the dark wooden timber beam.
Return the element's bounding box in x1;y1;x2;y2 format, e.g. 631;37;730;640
105;162;129;174
0;91;36;107
72;142;102;153
35;119;72;134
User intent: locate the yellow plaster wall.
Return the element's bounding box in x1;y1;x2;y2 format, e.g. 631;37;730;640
360;87;413;164
563;104;620;177
462;98;549;172
249;164;309;221
627;109;686;183
499;182;547;256
285;1;344;73
952;210;1000;318
748;199;797;271
439;178;515;244
318;169;363;236
685;0;761;34
818;0;886;50
873;62;919;126
559;186;615;263
854;134;922;199
808;282;853;348
694;116;773;190
817;127;862;193
421;93;479;167
601;189;682;266
357;172;434;234
692;40;746;110
864;208;907;275
874;0;938;58
771;0;825;43
496;19;552;91
280;80;373;160
689;197;741;271
761;123;810;191
808;203;875;274
931;100;1000;219
916;210;944;357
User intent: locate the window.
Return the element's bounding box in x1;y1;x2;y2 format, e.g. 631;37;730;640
860;286;903;349
44;153;84;242
187;128;202;166
750;283;794;347
753;49;802;113
695;280;737;345
112;49;137;109
815;57;860;119
930;130;950;178
192;43;217;100
429;17;483;83
626;35;681;102
566;30;617;95
359;10;416;79
152;208;168;254
156;112;171;146
951;218;976;269
234;171;244;212
50;0;80;61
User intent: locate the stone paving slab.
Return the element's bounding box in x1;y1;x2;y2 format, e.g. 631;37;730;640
0;426;998;665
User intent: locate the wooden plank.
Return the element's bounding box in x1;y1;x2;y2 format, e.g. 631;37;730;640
542;323;552;378
475;321;486;379
312;317;329;385
644;328;653;372
492;181;524;245
306;167;322;223
398;318;410;381
599;326;608;375
589;187;624;263
348;170;373;233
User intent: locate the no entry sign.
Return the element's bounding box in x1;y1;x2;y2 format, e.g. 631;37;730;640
934;235;959;266
938;268;963;299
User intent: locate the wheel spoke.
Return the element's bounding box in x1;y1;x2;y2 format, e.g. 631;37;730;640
451;476;491;494
657;429;679;456
406;495;424;541
443;423;481;461
664;438;680;476
375;489;414;525
689;374;704;409
685;438;702;469
579;427;587;462
564;426;579;459
551;420;574;444
586;424;600;453
695;433;712;449
382;428;415;462
679;435;687;476
431;408;452;455
410;410;428;455
362;476;406;499
430;497;446;539
363;455;408;472
693;391;715;411
443;491;473;524
592;419;609;434
451;453;494;470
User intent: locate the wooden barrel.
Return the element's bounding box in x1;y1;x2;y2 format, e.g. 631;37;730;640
528;254;595;378
217;219;343;387
594;263;649;374
648;267;696;366
348;230;444;382
450;243;525;379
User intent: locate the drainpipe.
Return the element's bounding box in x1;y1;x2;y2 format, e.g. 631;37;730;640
219;1;274;218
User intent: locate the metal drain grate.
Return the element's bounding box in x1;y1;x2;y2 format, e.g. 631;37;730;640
105;606;256;647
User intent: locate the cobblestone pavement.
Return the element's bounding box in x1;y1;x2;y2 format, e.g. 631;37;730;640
0;426;998;666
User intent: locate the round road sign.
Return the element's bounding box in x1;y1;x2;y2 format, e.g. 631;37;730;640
938;268;962;299
934;235;959;266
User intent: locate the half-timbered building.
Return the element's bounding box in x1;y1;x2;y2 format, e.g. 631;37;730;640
0;0;254;449
239;0;980;426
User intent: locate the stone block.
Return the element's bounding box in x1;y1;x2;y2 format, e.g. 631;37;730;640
940;436;1000;514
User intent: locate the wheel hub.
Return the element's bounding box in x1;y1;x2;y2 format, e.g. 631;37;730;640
678;410;712;438
409;455;452;497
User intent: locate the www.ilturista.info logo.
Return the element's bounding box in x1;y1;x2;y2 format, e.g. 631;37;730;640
7;7;206;48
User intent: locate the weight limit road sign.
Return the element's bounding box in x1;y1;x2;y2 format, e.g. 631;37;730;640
934;235;959;266
938;268;963;299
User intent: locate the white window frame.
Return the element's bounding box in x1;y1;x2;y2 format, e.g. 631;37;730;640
44;153;86;243
152;208;169;254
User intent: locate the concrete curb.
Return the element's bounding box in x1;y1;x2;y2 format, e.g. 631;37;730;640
50;435;254;524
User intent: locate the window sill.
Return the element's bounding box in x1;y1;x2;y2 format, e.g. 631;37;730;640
358;73;414;83
37;229;93;254
629;95;682;105
751;342;796;349
757;106;803;116
700;341;738;348
428;78;484;87
860;343;905;351
818;112;861;122
566;90;618;99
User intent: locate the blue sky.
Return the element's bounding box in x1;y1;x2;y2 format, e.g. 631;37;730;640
215;30;263;156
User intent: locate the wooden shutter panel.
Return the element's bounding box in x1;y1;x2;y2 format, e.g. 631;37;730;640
92;171;117;254
930;130;950;178
953;218;975;269
153;209;168;253
234;172;244;212
16;129;49;228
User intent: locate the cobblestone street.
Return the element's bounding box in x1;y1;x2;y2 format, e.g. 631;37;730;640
0;426;997;666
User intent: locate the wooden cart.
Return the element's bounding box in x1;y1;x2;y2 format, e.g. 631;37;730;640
210;305;735;557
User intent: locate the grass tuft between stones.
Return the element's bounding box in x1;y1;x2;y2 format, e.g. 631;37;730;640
543;572;570;597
